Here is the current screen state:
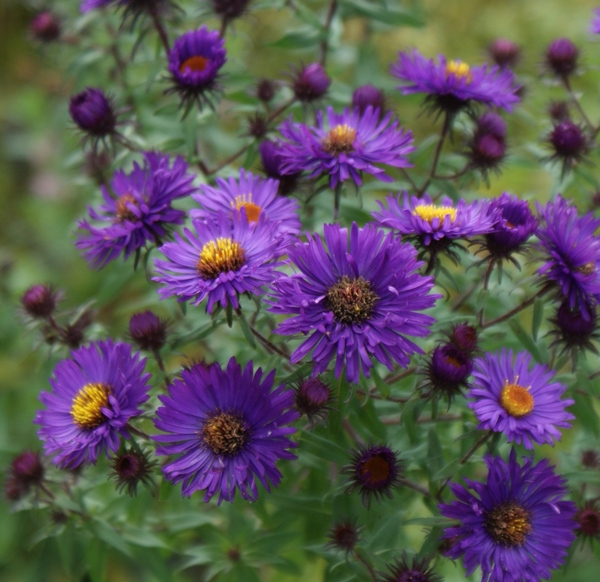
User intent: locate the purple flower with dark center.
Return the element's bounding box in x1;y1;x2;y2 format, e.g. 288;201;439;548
190;169;301;239
154;211;281;313
166;27;226;112
35;340;151;469
269;223;439;384
592;9;600;35
544;38;579;78
76;152;196;270
291;62;331;102
487;38;521;68
536;195;600;318
467;349;574;449
342;444;403;507
478;192;538;264
439;449;577;582
352;84;386;115
379;554;441;582
373;193;498;260
259;140;301;196
69;88;117;146
153;358;298;504
424;344;473;402
277;106;414;188
547;120;589;176
391;49;521;116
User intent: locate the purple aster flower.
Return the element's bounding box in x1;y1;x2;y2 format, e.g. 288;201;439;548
391;49;521;116
69;87;118;147
166;27;226;112
277;106;414;188
154;211;281;313
536;195;600;318
439;449;577;582
467;349;574;449
190;169;301;239
153;358;298;504
76;151;196;270
592;9;600;35
269;223;439;384
35;340;151;469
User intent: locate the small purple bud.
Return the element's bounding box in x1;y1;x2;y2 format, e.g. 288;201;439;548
69;87;117;137
295;377;330;421
545;38;579;78
259;140;300;196
327;520;362;554
246;113;268;138
447;324;478;354
548;100;570;122
549;121;587;159
210;0;252;20
110;449;157;497
469;134;506;170
556;301;597;345
292;63;331;102
430;345;473;387
581;449;600;469
475;112;507;140
487;38;521;68
351;85;386;114
30;11;61;42
256;79;277;102
129;311;167;352
11;451;45;486
21;284;57;319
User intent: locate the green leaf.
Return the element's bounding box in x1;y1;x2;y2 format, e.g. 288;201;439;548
508;320;544;363
341;0;425;27
236;310;257;349
370;367;390;399
427;427;445;482
571;390;599;436
266;28;326;49
532;297;544;341
403;516;455;527
432;459;460;481
299;430;348;463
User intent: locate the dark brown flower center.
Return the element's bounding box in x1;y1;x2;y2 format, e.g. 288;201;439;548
180;55;209;74
116;194;137;222
485;501;531;546
326;276;378;324
358;454;391;487
322;124;357;155
197;238;246;279
577;261;596;276
201;411;248;456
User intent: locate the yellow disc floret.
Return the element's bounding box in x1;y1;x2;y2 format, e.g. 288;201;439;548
413;204;457;224
197;238;246;279
232;194;262;223
500;379;534;417
71;383;111;429
445;60;473;83
322;124;357;155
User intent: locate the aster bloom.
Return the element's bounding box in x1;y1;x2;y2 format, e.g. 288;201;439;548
373;193;498;262
76;151;196;269
166;27;227;113
592;9;600;35
154;211;281;313
439;449;577;582
269;223;439;384
35;340;151;469
153;358;298;503
391;49;521;116
342;444;403;507
69;87;118;148
379;554;441;582
277;106;414;188
536;195;600;317
189;169;301;239
467;349;574;449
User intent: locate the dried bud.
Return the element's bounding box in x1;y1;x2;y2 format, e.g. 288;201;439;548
30;11;61;43
581;449;600;469
291;63;331;102
326;519;362;554
487;38;521;68
69;88;117;138
576;502;600;540
21;284;57;319
110;449;157;496
256;79;277;103
548;101;570;122
129;311;167;352
210;0;252;20
351;85;386;115
246;113;268;138
545;38;579;78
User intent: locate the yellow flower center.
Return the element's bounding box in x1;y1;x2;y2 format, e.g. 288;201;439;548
116;194;137;222
232;194;262;223
445;60;473;83
197;238;246;279
485;501;531;546
322;124;357;155
71;383;111;429
500;379;534;417
413;204;457;224
180;55;209;74
577;262;596;276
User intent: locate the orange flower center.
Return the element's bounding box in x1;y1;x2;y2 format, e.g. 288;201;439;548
180;55;209;74
322;124;357;155
116;194;137;222
232;195;262;223
500;379;534;417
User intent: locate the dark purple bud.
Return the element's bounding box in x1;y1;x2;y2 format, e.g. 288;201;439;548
11;451;44;486
475;112;507;140
488;38;521;68
581;449;600;469
259;140;300;196
576;503;600;539
62;307;95;349
256;78;277;102
469;134;506;170
447;324;478;354
429;345;473;397
210;0;252;20
30;11;61;42
351;84;386;115
21;284;57;319
295;377;330;421
110;449;157;496
326;519;362;554
292;63;331;102
556;301;597;346
548;101;570;122
69;88;117;137
129;311;167;352
545;38;579;78
246;113;268;138
4;477;25;501
549;121;587;159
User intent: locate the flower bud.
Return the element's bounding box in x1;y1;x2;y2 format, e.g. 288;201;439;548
210;0;252;20
21;284;57;319
292;63;331;102
30;11;61;42
555;301;597;347
295;377;331;422
545;38;579;78
576;503;600;539
256;79;277;103
326;519;362;554
549;121;587;159
548;100;570;122
129;311;167;352
581;449;600;469
488;38;521;68
446;323;478;354
351;85;386;115
110;449;157;496
69;88;117;138
259;140;300;196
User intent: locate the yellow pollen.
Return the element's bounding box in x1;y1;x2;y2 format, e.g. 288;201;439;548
116;194;137;222
231;194;262;223
445;60;473;83
413;204;457;224
322;124;357;155
180;55;209;74
500;379;534;417
71;383;110;429
577;262;596;276
197;237;246;279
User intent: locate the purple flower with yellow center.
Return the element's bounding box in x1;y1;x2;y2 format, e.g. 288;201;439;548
190;169;301;240
34;340;151;469
467;349;574;449
439;449;577;582
76;152;196;270
592;9;600;34
342;444;403;508
269;223;439;384
536;195;600;318
154;211;280;313
373;193;498;258
166;27;226;112
391;49;521;116
153;358;298;504
276;106;414;188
